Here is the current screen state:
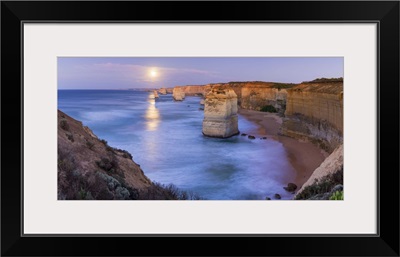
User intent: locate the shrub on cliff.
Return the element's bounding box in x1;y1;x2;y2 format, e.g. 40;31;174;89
59;119;70;131
139;182;205;200
329;190;343;200
272;83;296;90
304;77;343;83
96;157;119;173
260;105;277;113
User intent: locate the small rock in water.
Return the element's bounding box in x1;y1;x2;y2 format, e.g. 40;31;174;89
248;135;256;139
274;194;281;199
283;183;297;192
241;133;247;136
198;107;204;110
265;197;271;200
263;137;267;139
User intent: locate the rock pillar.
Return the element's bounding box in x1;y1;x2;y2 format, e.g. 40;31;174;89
173;87;185;101
202;88;239;138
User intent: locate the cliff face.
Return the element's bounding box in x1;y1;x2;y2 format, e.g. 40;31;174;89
240;86;288;112
281;81;343;152
202;88;239;138
182;85;212;96
173;82;295;112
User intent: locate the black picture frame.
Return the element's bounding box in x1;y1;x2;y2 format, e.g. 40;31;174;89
1;1;399;256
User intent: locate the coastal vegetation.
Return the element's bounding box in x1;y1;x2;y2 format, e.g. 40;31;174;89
260;105;277;113
294;167;343;200
304;77;343;83
271;83;297;90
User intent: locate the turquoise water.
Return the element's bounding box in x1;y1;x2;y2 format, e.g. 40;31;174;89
58;90;296;200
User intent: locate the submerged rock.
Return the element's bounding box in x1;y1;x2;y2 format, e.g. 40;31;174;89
283;183;298;192
274;194;281;199
248;135;256;139
265;197;271;200
202;88;239;138
241;133;247;136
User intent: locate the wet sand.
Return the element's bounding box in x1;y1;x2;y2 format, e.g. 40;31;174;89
238;109;328;190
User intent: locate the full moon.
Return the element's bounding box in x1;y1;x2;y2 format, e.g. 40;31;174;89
150;70;157;77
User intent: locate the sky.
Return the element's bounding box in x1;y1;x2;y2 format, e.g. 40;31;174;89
58;57;343;89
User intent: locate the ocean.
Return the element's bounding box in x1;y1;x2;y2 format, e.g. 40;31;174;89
58;90;297;200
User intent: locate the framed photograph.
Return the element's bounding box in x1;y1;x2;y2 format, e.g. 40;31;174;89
1;1;399;256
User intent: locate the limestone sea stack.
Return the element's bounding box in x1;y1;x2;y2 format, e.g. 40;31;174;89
158;88;167;95
153;90;159;98
202;88;239;138
172;87;185;101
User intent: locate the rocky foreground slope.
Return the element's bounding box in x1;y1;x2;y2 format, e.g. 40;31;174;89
58;110;201;200
294;144;343;200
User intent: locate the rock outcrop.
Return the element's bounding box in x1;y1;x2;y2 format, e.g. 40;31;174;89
58;110;151;200
153;90;159;98
158;88;167;95
281;80;343;152
202;88;239;138
172;87;185;101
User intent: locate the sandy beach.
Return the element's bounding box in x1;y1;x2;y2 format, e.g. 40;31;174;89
238;109;328;190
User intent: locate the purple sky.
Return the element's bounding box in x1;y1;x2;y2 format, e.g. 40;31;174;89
58;57;343;89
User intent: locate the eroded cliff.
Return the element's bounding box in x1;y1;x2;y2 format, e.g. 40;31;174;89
172;82;295;113
172;79;343;152
281;79;343;152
